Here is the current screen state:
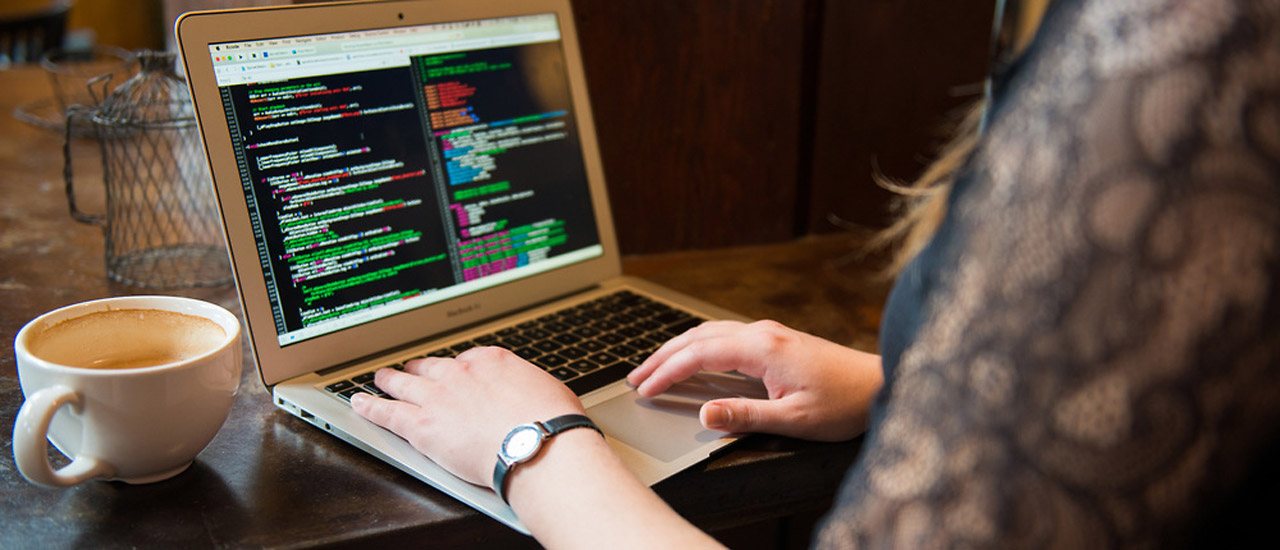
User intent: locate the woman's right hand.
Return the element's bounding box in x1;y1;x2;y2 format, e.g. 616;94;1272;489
627;320;884;441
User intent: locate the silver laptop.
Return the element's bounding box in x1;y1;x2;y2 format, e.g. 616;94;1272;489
176;0;762;533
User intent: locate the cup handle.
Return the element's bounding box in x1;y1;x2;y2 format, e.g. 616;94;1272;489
12;385;115;487
63;105;105;227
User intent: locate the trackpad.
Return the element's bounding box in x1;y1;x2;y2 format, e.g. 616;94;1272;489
587;373;766;462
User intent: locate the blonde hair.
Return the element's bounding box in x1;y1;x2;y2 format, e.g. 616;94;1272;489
869;0;1054;275
869;101;984;276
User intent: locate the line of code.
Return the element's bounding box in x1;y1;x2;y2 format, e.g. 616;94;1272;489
227;69;454;332
418;45;598;284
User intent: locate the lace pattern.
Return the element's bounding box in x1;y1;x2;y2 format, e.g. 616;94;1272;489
816;0;1280;547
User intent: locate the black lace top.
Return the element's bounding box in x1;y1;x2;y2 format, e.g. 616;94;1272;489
816;0;1280;547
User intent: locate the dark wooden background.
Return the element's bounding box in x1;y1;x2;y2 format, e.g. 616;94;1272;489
574;0;995;253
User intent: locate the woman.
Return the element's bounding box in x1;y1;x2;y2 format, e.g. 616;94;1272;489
352;0;1280;546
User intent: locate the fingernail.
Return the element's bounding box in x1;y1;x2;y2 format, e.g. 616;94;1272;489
634;379;652;396
628;374;646;389
702;402;731;430
350;393;368;407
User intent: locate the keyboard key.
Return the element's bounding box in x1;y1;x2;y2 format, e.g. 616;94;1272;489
533;340;562;352
535;354;569;368
561;314;590;326
325;380;355;393
339;386;370;401
609;313;637;325
352;372;376;384
553;333;582;345
500;335;531;347
665;317;704;335
589;352;618;365
581;308;609;320
578;340;606;352
647;302;675;314
617;326;643;338
573;326;601;338
634;320;662;332
559;346;588;359
592;320;619;332
656;311;692;325
514;347;542;360
610;344;637;358
628;337;658;351
598;333;626;345
548;367;577;381
568;360;599;374
522;328;550;340
615;290;639;300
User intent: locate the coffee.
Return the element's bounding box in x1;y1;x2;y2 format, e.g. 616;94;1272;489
15;296;242;487
29;308;227;370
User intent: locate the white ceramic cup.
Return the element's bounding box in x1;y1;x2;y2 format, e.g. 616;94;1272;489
12;295;241;487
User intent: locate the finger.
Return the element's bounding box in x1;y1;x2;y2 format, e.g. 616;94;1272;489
350;392;424;437
634;335;766;397
403;357;452;378
643;320;744;366
373;367;433;404
628;320;743;386
700;397;785;435
455;345;516;363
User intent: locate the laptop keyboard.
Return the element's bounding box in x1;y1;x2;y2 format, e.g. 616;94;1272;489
323;290;705;403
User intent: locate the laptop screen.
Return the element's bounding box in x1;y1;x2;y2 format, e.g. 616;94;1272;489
206;13;602;346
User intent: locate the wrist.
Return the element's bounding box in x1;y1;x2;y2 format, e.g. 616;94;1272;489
493;414;603;503
502;427;612;500
501;429;722;550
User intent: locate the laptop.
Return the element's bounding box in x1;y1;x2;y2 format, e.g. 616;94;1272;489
176;0;763;533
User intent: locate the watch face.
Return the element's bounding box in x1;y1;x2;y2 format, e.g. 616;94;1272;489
504;425;542;461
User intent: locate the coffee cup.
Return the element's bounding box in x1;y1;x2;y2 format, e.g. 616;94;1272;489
12;295;241;487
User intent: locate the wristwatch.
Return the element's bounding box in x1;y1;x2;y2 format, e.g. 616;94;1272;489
493;414;602;503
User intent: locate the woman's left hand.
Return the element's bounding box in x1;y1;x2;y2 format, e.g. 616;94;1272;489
350;346;586;487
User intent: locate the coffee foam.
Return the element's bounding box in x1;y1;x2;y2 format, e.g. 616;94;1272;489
31;308;227;370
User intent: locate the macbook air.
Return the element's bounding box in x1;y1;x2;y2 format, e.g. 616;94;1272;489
176;0;762;534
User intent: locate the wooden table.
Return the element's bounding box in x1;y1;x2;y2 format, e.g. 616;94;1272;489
0;64;890;549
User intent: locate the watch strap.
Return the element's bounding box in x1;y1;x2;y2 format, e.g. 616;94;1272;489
540;414;601;438
493;414;602;503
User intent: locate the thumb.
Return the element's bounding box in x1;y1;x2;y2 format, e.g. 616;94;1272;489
700;398;781;434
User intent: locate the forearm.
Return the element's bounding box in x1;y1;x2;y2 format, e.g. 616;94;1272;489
506;429;723;550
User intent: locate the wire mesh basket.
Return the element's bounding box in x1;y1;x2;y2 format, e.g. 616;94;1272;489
65;50;230;289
